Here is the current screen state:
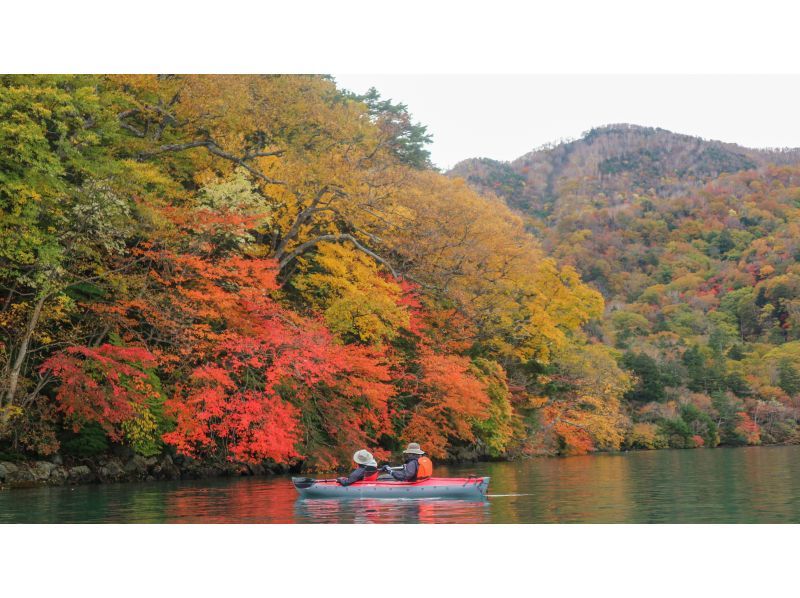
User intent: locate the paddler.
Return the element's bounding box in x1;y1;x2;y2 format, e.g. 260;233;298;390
336;449;379;486
380;442;433;481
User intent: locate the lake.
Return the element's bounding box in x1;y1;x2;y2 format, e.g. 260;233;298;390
2;445;800;523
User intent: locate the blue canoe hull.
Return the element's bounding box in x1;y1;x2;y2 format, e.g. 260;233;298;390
293;476;490;499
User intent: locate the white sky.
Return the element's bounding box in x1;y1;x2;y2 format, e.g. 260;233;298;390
334;75;800;170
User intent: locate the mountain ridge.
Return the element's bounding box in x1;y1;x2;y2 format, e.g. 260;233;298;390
449;124;800;215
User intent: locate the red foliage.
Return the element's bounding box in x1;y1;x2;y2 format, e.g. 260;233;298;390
40;344;159;440
122;245;399;466
164;362;301;464
52;195;494;467
163;323;397;466
736;411;761;445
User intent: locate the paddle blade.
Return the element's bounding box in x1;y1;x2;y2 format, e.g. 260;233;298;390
292;477;316;489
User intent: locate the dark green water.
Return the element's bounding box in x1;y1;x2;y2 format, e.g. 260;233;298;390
2;445;800;523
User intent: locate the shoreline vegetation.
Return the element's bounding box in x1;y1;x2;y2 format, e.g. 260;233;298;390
3;77;800;486
1;441;795;490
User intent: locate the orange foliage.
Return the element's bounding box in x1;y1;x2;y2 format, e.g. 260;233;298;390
401;352;490;458
735;412;761;445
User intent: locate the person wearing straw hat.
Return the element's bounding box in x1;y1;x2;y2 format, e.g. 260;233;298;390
336;449;379;486
380;443;433;481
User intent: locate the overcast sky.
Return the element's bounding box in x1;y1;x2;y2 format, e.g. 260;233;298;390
334;75;800;170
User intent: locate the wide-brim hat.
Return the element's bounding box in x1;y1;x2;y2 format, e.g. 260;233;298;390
403;442;425;455
353;449;374;465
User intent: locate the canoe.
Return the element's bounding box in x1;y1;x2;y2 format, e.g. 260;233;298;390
292;476;490;499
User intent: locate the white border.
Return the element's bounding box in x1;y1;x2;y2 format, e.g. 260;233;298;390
2;2;798;595
1;0;799;73
1;523;795;596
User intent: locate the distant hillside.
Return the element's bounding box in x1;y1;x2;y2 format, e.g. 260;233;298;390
450;124;800;216
451;125;800;449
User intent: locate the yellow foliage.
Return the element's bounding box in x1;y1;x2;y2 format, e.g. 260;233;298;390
0;405;24;436
548;343;632;451
293;242;409;344
121;403;161;457
392;171;604;363
627;423;668;449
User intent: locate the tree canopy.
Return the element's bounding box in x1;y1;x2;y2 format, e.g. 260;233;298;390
1;75;620;468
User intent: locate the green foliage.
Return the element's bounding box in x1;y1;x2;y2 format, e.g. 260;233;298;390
0;451;26;462
622;352;672;402
471;358;516;457
611;311;650;347
711;392;748;446
658;417;693;448
778;358;800;396
683;345;725;393
122;370;171;457
345;86;432;169
60;422;110;457
679;403;719;447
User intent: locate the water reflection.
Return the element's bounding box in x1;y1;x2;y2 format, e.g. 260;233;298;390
4;446;800;523
165;481;296;523
294;498;490;524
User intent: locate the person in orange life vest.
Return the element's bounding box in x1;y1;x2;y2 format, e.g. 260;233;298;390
380;443;433;481
337;450;379;486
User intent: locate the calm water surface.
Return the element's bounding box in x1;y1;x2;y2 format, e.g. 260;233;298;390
2;445;800;523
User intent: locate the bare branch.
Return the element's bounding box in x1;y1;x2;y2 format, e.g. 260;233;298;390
274;186;333;260
139;138;286;185
140;140;211;155
278;233;399;279
118;109;145;137
244;149;286;160
118;105;286;184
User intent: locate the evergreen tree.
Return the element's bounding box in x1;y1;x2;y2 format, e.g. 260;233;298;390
622;352;668;402
778;358;800;396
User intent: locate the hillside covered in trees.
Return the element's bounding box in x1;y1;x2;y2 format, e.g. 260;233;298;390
0;75;630;475
452;124;800;449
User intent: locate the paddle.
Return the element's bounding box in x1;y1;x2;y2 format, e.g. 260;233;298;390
292;476;338;489
294;465;405;488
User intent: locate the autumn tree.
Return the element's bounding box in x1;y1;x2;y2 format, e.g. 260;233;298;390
0;75;151;429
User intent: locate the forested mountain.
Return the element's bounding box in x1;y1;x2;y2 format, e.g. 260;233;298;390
451;124;800;215
451;125;800;449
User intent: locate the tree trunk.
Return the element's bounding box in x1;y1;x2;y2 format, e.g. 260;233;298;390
1;293;47;424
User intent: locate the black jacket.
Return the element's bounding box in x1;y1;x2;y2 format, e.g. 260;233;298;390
338;464;378;486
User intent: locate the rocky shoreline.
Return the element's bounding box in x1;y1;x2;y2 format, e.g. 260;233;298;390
0;451;291;490
0;443;492;490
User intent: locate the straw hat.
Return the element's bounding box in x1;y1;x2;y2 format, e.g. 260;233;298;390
403;442;425;455
353;449;374;465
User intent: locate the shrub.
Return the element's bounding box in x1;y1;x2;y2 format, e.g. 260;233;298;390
60;423;109;457
626;423;668;449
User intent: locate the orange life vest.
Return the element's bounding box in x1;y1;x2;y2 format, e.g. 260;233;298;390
416;456;433;480
354;461;379;482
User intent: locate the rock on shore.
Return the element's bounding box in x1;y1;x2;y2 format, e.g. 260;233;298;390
0;453;289;489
